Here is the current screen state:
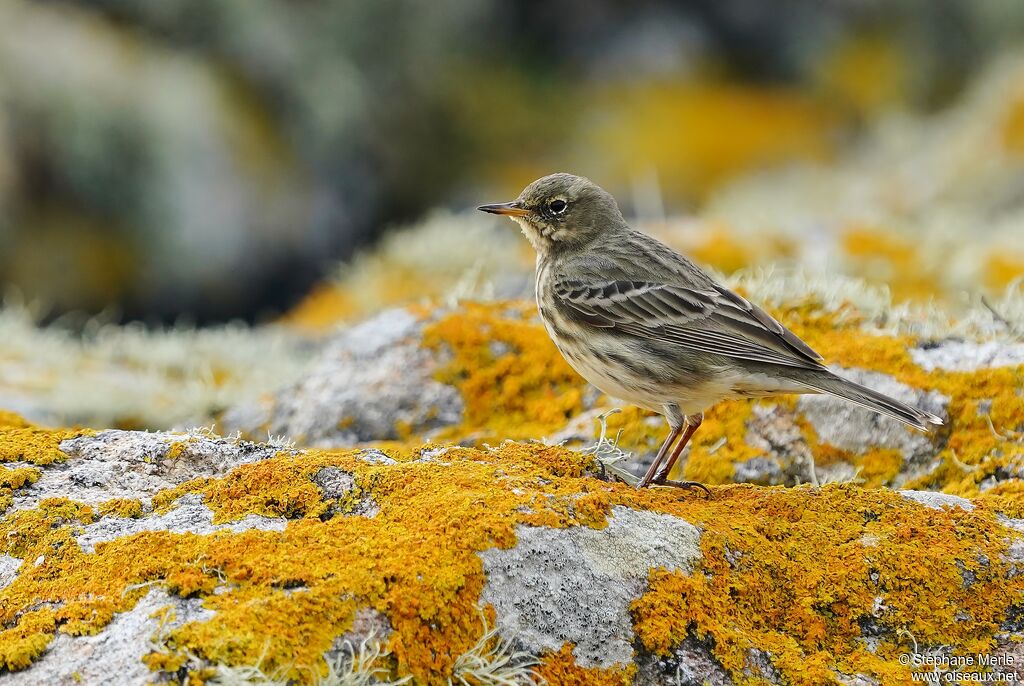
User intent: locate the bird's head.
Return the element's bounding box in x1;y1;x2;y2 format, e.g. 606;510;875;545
478;173;625;256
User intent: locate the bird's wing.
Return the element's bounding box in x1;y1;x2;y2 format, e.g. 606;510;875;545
553;277;825;369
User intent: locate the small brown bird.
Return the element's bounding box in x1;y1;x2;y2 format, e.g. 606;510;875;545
479;173;943;491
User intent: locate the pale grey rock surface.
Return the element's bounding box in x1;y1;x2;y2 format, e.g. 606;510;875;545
899;490;975;511
911;340;1024;372
0;554;21;592
76;494;288;553
14;430;277;510
796;366;948;463
221;308;463;445
3;589;213;686
479;505;701;668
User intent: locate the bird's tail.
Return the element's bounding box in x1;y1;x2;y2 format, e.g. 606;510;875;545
795;372;944;432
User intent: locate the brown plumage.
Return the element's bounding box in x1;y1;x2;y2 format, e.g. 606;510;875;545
479;173;943;491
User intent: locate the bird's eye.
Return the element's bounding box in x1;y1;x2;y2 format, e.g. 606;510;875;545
548;199;567;214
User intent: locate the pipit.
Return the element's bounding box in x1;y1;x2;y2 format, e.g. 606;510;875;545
479;173;943;492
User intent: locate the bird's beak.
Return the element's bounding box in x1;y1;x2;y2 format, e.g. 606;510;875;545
477;201;531;217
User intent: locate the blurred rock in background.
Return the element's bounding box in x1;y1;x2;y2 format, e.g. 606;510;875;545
2;0;1024;322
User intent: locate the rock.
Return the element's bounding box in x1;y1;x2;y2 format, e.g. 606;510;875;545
1;589;214;686
480;506;701;668
223;298;1024;500
796;366;948;464
0;425;1020;685
75;494;287;554
14;429;277;510
910;340;1024;373
899;491;975;511
221;308;463;446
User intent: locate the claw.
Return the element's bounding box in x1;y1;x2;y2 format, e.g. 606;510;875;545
652;478;712;497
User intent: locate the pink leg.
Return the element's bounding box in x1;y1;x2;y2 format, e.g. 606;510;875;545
654;413;710;496
637;424;681;488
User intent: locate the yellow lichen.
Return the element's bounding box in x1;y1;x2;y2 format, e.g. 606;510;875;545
0;412;35;430
0;608;57;672
0;434;1018;685
590;81;838;200
985;252;1024;292
842;227;939;302
0;415;89;466
422;302;586;442
279;283;357;332
97;499;145;519
0;466;40;491
535;644;634;686
630;484;1020;685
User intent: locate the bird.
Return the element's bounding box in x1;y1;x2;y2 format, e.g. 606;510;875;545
478;173;944;492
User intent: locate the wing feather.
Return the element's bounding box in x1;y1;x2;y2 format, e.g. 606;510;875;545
553;277;825;369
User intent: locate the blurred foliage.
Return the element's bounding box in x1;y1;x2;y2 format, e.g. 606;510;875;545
1;1;1024;320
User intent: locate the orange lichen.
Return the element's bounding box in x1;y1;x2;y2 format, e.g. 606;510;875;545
630;484;1021;685
0;414;88;466
817;35;907;114
688;227;755;275
535;644;634;686
0;439;622;682
0;425;1019;684
97;499;145;519
279;283;357;332
422;302;586;442
842;227;940;302
591;81;838;200
1004;95;1024;153
985;252;1024;292
153;452;340;522
415;297;1021;503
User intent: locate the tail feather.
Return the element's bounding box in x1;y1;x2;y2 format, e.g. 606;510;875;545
796;373;944;432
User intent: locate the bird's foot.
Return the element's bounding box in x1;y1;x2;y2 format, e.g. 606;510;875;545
652;478;712;497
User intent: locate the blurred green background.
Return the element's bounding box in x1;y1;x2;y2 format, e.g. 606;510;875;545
1;0;1024;323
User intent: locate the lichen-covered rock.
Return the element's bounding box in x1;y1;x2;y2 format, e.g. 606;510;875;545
0;420;1022;685
224;297;1024;501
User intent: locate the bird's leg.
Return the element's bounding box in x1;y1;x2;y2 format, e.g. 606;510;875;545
653;413;710;495
637;423;681;488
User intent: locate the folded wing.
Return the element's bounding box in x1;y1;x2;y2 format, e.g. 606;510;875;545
553;277;826;370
